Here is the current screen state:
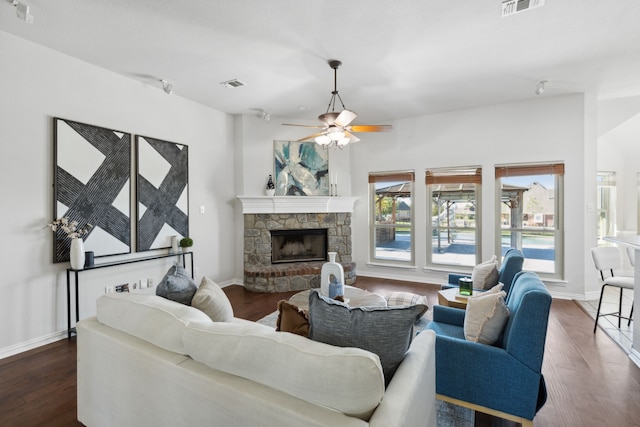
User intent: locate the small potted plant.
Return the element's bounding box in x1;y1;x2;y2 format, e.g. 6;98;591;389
179;237;193;252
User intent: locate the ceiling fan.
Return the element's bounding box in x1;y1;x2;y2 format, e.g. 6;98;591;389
283;59;392;148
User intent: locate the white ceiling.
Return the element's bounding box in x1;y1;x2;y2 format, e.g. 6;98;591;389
3;0;640;125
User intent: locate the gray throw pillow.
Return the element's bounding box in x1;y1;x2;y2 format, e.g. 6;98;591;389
156;264;197;305
307;290;427;386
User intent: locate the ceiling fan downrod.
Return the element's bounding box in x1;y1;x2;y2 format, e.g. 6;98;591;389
326;59;346;113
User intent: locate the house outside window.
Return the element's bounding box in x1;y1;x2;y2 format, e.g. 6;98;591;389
496;163;564;278
426;167;482;268
369;171;414;264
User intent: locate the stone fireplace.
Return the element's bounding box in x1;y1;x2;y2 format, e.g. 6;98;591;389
271;228;327;264
238;196;359;292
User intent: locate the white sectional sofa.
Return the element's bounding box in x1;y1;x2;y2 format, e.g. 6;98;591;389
77;293;436;427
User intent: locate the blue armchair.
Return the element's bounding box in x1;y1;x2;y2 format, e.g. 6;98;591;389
446;248;524;295
427;271;551;426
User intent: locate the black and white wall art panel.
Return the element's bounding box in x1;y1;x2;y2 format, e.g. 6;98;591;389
53;118;132;262
136;136;189;252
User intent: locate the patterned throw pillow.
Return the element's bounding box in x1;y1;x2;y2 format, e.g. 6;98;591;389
308;290;427;385
191;276;234;322
156;264;197;305
386;291;429;308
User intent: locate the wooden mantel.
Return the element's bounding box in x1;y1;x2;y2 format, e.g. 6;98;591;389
236;196;360;214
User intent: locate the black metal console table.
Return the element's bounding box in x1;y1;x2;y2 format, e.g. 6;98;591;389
66;251;194;338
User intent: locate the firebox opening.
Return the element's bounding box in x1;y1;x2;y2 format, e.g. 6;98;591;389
271;229;328;264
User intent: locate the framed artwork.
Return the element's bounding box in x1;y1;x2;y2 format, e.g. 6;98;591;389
274;140;329;196
53;118;132;262
136;136;189;252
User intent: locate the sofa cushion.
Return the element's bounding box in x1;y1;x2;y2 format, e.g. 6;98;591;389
191;276;234;322
471;255;500;290
97;293;211;354
386;291;428;307
183;321;385;420
463;284;509;345
156;264;197;305
308;290;427;385
276;299;309;337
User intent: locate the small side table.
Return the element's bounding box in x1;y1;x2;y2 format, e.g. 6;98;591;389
437;287;473;310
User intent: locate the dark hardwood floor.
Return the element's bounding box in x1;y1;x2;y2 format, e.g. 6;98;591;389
1;276;639;426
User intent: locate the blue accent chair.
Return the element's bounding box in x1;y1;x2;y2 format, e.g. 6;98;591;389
427;271;551;427
446;248;524;295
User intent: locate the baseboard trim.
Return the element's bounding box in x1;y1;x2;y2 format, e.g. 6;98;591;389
630;348;640;369
0;330;67;360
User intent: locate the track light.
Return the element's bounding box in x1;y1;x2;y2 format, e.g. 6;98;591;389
160;79;173;95
535;80;547;96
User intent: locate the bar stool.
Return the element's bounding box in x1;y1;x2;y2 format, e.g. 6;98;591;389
590;246;634;333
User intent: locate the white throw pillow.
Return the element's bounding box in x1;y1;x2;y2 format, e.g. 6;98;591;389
463;286;509;345
471;255;500;290
191;276;234;322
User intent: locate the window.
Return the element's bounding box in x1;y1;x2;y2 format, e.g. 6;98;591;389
369;171;414;264
426;167;482;268
597;172;616;241
496;163;564;278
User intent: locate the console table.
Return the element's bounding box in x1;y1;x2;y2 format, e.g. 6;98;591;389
66;251;194;338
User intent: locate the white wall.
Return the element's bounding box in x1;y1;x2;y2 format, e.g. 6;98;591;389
0;31;236;356
344;94;597;299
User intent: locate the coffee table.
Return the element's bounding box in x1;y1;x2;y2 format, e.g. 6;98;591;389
289;286;387;311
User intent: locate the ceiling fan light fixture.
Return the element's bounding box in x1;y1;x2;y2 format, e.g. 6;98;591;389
315;135;331;145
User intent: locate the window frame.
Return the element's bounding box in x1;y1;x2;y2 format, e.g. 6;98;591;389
369;171;415;266
495;162;565;279
425;166;482;269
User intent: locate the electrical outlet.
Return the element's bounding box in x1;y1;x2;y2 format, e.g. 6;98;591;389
105;286;114;293
147;278;153;288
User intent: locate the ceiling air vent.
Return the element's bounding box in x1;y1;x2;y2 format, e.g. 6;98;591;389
220;79;246;88
502;0;545;17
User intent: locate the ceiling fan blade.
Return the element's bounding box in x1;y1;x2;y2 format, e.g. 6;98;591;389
296;131;328;142
335;109;357;127
349;124;393;132
344;131;360;143
282;123;325;128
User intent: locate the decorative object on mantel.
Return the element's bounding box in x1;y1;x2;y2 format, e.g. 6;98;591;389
282;59;392;149
274;140;329;196
53;118;132;262
265;174;275;196
320;252;345;297
46;217;93;270
179;237;193;252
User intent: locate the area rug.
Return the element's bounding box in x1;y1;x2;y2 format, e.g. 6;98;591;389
257;312;474;426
